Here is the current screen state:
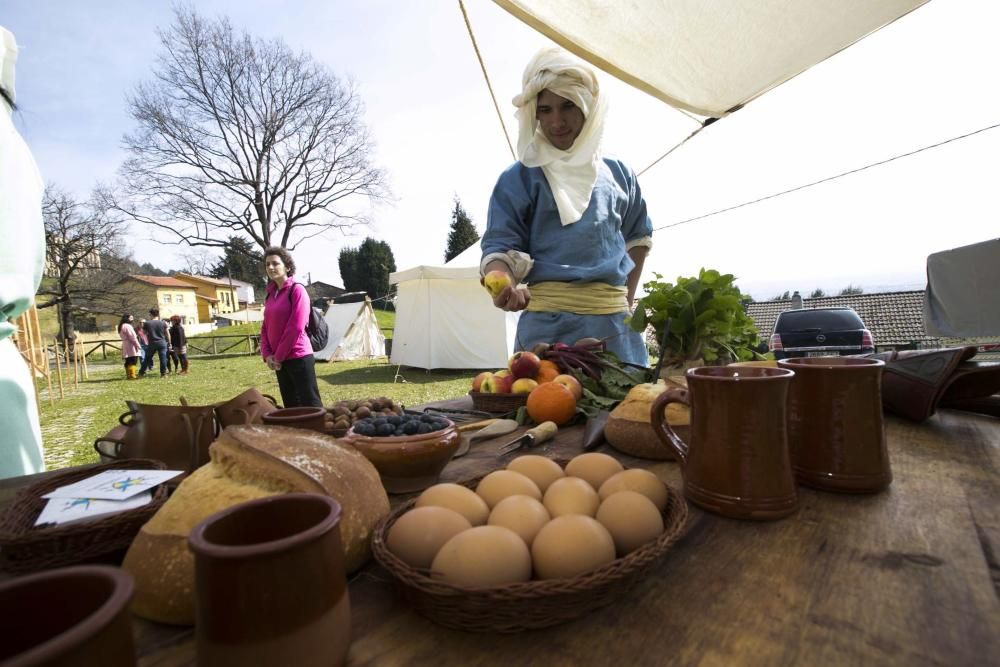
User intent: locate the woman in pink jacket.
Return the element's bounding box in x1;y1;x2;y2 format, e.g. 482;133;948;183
260;247;322;408
118;313;141;380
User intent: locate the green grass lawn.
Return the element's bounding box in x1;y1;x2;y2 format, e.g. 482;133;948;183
38;354;479;470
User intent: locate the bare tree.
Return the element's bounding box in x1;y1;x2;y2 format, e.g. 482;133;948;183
180;247;217;276
39;185;131;345
109;6;389;254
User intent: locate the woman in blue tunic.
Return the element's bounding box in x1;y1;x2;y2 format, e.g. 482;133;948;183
480;47;652;366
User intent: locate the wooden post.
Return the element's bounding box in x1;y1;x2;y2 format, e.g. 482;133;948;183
54;343;65;399
212;337;218;355
80;340;90;379
64;339;78;389
28;308;54;407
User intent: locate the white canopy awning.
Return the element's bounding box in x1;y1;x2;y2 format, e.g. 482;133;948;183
493;0;928;118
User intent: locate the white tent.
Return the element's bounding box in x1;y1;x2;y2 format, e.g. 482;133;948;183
314;298;386;362
389;245;519;369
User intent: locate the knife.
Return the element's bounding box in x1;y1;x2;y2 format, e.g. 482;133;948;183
497;422;558;456
453;419;519;458
581;409;610;451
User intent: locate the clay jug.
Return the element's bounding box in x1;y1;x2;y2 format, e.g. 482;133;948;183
214;388;278;428
0;565;136;666
778;356;891;493
189;494;351;667
651;365;798;520
118;401;217;473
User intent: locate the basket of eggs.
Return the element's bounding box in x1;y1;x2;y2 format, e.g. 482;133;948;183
371;453;689;632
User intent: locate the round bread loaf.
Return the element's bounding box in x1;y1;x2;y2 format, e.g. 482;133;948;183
122;424;390;625
605;382;688;460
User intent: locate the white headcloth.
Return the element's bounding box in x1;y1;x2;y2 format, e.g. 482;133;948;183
512;47;606;226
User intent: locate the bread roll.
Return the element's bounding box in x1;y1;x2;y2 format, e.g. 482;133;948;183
605;382;689;460
123;424;390;625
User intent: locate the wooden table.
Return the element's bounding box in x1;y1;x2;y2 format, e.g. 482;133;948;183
2;401;998;666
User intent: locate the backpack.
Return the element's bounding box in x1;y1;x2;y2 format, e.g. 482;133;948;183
284;285;329;352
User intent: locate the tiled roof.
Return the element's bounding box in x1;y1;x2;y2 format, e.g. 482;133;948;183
746;290;935;347
174;273;236;288
131;275;198;289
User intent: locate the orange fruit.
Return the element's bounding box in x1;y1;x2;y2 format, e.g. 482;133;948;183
534;360;560;384
526;382;577;426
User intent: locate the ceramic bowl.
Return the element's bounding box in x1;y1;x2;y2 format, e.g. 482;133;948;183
342;420;459;494
262;407;328;433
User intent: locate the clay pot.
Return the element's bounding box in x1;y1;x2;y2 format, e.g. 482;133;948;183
189;494;350;667
0;565;136;666
261;407;328;433
117;401;217;473
342;421;459;494
214;388;278;428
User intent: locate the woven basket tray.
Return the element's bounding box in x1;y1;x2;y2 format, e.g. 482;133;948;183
467;391;528;414
0;459;169;574
372;467;689;632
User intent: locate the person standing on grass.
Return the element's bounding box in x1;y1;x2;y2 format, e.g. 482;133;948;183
118;313;141;379
141;308;170;378
169;315;188;374
260;247;322;408
137;318;150;374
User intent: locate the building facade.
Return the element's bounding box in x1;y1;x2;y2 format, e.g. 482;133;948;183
173;273;241;321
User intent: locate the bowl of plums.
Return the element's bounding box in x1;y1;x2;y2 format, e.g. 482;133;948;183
342;412;459;494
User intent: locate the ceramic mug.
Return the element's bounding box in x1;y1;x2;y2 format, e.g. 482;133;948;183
189;493;351;667
778;356;891;493
0;565;136;667
651;366;799;520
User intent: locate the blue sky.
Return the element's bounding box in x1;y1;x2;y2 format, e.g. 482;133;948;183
4;0;998;299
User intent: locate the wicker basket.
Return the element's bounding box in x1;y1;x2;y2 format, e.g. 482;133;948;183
467;391;528;414
0;459;169;574
372;467;689;632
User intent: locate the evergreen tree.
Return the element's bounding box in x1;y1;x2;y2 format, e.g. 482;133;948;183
809;288;826;298
444;196;479;262
210;237;265;285
338;247;360;291
839;284;864;296
355;238;397;307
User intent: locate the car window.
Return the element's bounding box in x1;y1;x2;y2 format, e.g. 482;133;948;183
775;309;864;332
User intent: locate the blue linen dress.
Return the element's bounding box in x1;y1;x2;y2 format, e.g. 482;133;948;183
482;157;652;366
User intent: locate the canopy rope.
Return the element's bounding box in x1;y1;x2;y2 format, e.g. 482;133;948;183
654;121;1000;232
637;118;715;177
458;0;516;161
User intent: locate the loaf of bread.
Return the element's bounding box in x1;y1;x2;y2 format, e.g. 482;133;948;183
122;424;390;625
605;381;690;460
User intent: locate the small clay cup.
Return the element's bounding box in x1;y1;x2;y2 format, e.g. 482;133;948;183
261;406;327;433
189;493;350;667
778;357;891;493
0;565;136;667
342;420;460;494
651;366;798;521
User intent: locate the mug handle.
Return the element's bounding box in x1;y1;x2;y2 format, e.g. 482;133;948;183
650;388;692;465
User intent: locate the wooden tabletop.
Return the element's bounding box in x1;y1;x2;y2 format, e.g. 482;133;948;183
3;401;998;666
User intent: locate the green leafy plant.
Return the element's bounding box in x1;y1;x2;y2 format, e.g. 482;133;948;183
628;268;763;367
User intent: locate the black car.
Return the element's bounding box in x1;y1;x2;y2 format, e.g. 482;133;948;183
769;307;874;360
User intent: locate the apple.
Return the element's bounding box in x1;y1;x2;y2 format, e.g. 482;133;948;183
511;378;539;394
508;351;541;379
494;369;511;379
483;270;512;298
481;373;514;394
553;374;583;400
471;371;494;392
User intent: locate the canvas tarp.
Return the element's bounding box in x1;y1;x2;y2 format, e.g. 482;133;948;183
493;0;928;118
389;245;519;369
924;238;1000;337
314;298;386;362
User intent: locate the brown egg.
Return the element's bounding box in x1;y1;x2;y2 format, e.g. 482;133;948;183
564;453;624;491
431;526;532;587
475;470;542;509
386;506;472;569
598;469;669;511
506;455;565;492
531;515;616;580
596;491;664;555
488;495;551;546
416;483;490;526
542;477;600;518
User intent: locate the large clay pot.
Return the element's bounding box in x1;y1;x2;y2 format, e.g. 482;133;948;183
214;388;278;428
116;401;217;473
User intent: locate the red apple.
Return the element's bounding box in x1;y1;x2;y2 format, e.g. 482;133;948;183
481;373;514;394
552;374;583;400
508;351;541;379
511;378;539;394
471;371;494;392
494;369;511;379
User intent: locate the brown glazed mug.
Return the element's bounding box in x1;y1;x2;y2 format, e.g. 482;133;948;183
778;357;891;493
0;565;136;667
651;366;799;520
188;493;351;667
261;406;328;433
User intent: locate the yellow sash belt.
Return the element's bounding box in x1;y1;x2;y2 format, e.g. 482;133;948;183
526;282;628;315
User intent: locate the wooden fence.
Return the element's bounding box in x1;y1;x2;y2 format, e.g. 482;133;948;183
80;335;261;360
